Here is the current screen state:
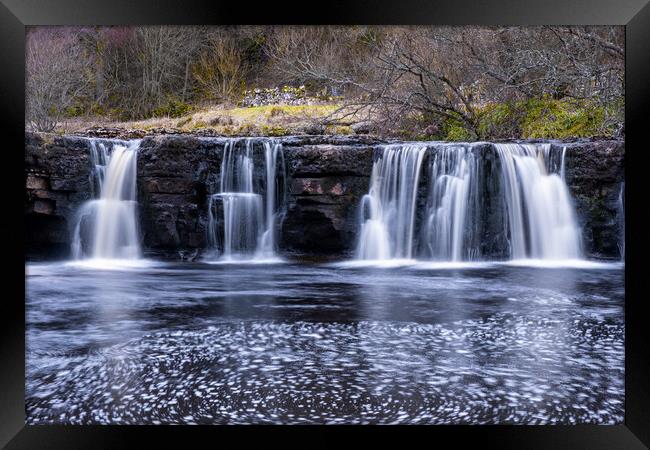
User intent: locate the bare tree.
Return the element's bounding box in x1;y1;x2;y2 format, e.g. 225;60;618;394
326;26;624;138
26;27;92;131
192;30;247;103
263;26;377;95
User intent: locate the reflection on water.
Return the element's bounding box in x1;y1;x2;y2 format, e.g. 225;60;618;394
26;260;624;424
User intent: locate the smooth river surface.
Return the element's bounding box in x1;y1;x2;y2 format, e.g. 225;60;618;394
26;259;625;424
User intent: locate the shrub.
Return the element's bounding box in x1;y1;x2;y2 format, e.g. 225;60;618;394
443;116;475;141
151;98;194;118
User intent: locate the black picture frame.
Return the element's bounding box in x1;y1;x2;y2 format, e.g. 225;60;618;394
3;0;648;447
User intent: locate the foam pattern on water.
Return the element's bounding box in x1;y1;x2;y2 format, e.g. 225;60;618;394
27;316;623;424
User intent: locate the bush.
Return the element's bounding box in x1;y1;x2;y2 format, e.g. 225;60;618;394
443;116;475;141
151;98;194;118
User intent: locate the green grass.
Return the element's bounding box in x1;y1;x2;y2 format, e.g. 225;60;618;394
438;96;623;141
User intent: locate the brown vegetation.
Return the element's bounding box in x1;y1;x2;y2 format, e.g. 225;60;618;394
26;25;624;139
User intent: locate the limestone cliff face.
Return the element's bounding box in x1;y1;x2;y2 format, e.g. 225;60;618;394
25;132;624;259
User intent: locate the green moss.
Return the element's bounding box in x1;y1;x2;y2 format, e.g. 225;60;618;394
445;124;473;141
520;96;606;139
261;125;289;136
445;96;622;141
476;102;522;139
442;115;475;141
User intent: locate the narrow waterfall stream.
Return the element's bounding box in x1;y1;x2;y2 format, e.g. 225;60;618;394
422;144;480;261
356;142;583;262
356;144;428;260
71;139;141;261
206;138;286;261
618;181;625;260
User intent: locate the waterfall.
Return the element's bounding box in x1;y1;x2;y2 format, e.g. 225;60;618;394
206;138;286;261
71;139;141;260
356;144;427;260
88;139;109;196
494;143;582;260
421;144;480;261
355;142;583;262
618;182;625;260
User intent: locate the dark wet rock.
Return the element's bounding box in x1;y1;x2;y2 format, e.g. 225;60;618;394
558;141;625;258
136;136;376;256
137;136;221;252
25;133;93;258
283;145;375;177
281;176;371;254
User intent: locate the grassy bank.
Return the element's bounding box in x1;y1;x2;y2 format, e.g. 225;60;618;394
54;96;623;140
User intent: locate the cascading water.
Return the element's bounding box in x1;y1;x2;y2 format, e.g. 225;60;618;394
618;182;625;260
494;143;582;260
355;142;583;262
421;144;480;261
206;138;286;261
356;144;427;260
71;139;141;260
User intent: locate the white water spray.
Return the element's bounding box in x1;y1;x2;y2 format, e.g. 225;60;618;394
422;145;479;261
